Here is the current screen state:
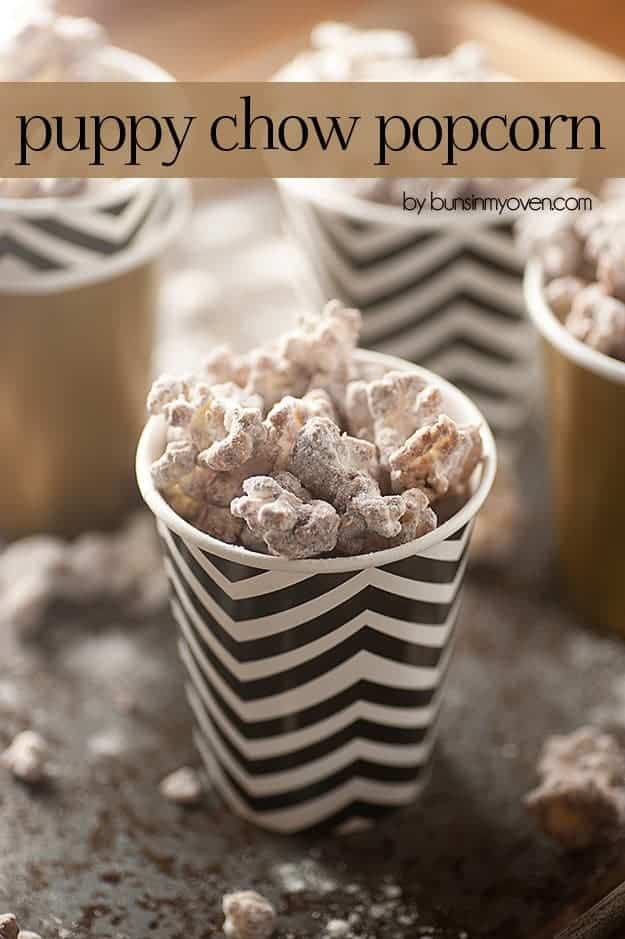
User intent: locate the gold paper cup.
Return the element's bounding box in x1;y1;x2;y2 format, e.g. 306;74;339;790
0;47;192;538
525;260;625;633
0;178;190;537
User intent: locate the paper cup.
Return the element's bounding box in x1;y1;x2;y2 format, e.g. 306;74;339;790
137;350;496;833
0;48;192;537
525;261;625;633
276;178;572;448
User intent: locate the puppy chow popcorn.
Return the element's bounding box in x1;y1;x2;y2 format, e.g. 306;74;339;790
148;301;484;558
232;475;340;560
0;914;18;939
525;726;625;849
222;890;276;939
2;730;49;785
521;189;625;361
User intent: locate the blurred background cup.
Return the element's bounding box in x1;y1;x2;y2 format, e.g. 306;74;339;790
525;259;625;634
0;47;191;538
137;350;496;834
277;177;572;454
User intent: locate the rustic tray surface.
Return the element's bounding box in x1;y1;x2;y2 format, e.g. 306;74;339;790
2;184;625;939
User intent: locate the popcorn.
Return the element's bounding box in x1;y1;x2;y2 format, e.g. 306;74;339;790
159;766;203;805
525;727;625;849
565;285;625;360
0;512;168;634
0;914;18;939
2;730;49;784
222;890;276;939
522;189;625;362
281;300;361;380
389;415;483;500
150;439;199;489
337;487;435;555
367;371;441;469
0;7;107;82
264;390;336;470
231;476;339;559
149;301;484;557
544;276;586;320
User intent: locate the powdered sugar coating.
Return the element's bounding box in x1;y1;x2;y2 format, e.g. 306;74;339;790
2;730;49;784
565;284;625;360
525;726;625;849
222;890;276;939
231;475;339;559
149;300;484;557
389;415;483;500
522;190;625;361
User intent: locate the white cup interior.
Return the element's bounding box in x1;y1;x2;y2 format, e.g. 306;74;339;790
136;349;497;573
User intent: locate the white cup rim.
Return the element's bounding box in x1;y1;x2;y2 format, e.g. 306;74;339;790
524;260;625;386
0;45;176;217
136;349;497;573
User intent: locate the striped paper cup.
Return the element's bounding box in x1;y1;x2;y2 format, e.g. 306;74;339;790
525;261;625;634
277;178;569;448
137;351;496;834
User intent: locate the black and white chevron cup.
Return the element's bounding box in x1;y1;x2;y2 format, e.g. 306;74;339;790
277;179;569;446
137;351;496;834
0;48;189;293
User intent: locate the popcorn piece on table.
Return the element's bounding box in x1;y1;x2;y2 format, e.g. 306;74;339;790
525;726;625;849
389;415;483;500
2;730;49;785
231;476;339;559
159;766;203;806
0;512;168;633
0;913;19;939
222;890;276;939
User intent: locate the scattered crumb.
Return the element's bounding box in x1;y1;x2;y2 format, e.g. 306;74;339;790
222;890;276;939
325;920;350;938
0;913;19;939
18;932;43;939
382;884;402;900
1;730;49;784
159;766;203;806
525;726;625;848
0;512;167;637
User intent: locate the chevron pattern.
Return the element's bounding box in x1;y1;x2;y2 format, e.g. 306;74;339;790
158;517;472;833
281;192;533;440
0;180;172;282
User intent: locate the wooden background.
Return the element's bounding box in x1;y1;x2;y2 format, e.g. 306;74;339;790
57;0;625;79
